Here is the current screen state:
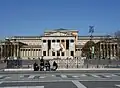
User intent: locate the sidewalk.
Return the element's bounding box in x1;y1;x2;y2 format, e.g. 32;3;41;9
3;68;120;72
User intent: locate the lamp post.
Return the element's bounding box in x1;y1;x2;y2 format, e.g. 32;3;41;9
89;26;94;59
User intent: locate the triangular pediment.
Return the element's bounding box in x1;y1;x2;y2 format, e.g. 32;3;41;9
50;32;68;36
45;32;72;36
44;29;78;36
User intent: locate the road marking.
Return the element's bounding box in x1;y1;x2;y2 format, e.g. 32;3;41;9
111;74;117;76
4;76;11;79
34;76;40;79
0;82;3;84
0;86;44;88
28;75;35;79
80;74;86;77
115;84;120;87
0;75;3;78
72;80;87;88
104;75;111;78
72;76;79;78
61;75;67;78
39;76;46;78
0;76;7;79
90;74;100;78
2;79;120;83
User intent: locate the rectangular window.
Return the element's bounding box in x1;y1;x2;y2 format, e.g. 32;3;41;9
52;40;55;42
57;40;60;42
61;40;65;42
52;52;55;56
66;40;69;49
43;40;46;43
101;44;103;49
70;39;74;43
48;40;51;49
71;51;74;56
43;51;46;56
61;52;64;56
57;51;60;56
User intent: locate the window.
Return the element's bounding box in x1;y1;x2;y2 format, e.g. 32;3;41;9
43;51;46;56
61;52;64;56
101;44;103;49
52;40;55;42
57;40;60;42
71;51;74;56
57;51;60;56
66;40;69;49
70;39;74;42
61;40;65;42
52;52;55;56
43;40;46;43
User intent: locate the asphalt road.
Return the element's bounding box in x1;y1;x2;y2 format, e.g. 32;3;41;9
0;72;120;88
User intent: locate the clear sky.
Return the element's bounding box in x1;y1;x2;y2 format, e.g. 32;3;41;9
0;0;120;39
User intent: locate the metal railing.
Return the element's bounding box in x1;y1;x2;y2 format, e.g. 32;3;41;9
2;58;120;69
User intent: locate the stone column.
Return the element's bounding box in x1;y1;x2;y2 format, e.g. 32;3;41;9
110;44;112;58
1;45;3;59
103;44;105;58
17;45;20;57
114;44;116;57
10;45;12;57
13;45;16;57
107;43;109;58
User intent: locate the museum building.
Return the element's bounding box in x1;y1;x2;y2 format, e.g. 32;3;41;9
0;29;119;60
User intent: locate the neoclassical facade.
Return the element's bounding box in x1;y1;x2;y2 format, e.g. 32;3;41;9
0;29;119;60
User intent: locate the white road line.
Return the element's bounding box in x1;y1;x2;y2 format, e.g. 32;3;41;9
2;79;120;83
0;75;3;78
104;75;111;78
91;74;100;78
0;86;44;88
61;75;67;78
80;74;86;77
20;75;24;78
39;76;46;78
0;82;3;84
115;84;120;87
72;80;87;88
72;76;79;78
111;74;117;76
28;75;35;79
4;76;11;79
28;86;44;88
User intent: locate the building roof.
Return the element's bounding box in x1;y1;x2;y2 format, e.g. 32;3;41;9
44;28;79;33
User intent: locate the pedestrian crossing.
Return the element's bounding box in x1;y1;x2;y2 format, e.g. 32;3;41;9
0;73;120;80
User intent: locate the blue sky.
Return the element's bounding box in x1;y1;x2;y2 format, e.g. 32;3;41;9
0;0;120;39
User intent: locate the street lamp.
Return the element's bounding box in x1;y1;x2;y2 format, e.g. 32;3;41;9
89;26;94;59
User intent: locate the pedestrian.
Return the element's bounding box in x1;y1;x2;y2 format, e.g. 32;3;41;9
40;58;44;71
33;62;39;71
52;61;58;71
45;60;50;71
